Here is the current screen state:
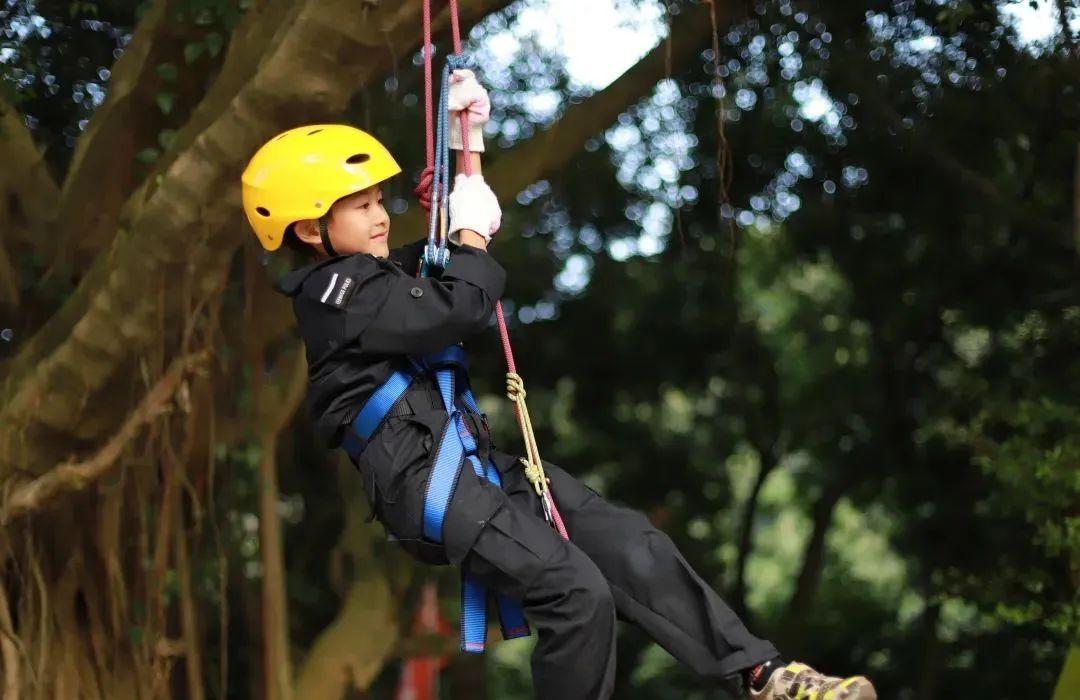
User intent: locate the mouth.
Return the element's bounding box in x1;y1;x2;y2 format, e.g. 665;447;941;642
370;232;387;242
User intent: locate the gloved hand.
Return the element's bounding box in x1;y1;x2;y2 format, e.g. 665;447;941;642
448;173;501;244
448;69;490;153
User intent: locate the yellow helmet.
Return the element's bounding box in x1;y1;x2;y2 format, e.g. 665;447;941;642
241;124;402;251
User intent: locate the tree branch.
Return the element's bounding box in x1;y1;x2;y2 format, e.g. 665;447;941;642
0;99;59;253
0;350;209;524
1054;0;1077;56
50;0;225;265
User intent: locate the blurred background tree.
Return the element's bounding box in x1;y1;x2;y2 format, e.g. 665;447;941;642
0;0;1076;698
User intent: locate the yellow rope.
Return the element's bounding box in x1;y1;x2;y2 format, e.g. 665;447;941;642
505;372;550;497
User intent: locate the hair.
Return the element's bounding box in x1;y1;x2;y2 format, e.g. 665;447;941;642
281;224;316;256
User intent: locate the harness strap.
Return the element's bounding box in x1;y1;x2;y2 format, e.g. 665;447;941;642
342;346;530;653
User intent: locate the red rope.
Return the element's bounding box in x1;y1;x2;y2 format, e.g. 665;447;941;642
447;0;473;173
419;0;567;538
423;0;434;170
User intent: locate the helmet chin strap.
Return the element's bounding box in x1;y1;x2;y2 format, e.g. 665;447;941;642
318;216;337;257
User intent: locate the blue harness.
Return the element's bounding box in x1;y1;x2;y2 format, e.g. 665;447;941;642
341;344;530;653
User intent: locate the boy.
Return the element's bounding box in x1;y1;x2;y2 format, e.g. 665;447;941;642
240;72;876;700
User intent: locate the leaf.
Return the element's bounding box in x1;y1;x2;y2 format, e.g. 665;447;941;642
155;91;175;115
157;128;177;150
135;147;161;164
183;41;204;65
155;62;178;82
205;32;223;58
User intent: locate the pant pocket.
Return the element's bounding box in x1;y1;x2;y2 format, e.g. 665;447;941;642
391;534;451;566
465;504;563;595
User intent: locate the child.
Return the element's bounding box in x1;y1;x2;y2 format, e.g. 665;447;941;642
240;72;876;700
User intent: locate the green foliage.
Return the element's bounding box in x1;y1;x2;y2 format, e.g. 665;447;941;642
155;62;179;83
183;41;205;65
155;91;175;115
135;146;160;164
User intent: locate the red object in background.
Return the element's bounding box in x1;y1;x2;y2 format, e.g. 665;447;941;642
394;583;453;700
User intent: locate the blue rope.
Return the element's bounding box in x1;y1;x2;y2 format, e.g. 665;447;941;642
423;52;473;274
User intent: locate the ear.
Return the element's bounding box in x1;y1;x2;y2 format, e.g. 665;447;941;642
293;219;321;245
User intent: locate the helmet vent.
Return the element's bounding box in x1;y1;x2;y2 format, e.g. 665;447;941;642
307;129;324;135
256;207;270;216
346;153;370;164
274;133;289;141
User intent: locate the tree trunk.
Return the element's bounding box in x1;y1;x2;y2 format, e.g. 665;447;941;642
730;450;777;616
293;462;401;698
1052;645;1080;700
913;602;942;700
779;477;848;650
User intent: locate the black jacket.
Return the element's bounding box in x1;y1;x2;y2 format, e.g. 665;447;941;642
274;239;507;449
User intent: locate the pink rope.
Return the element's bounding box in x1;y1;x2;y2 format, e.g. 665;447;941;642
422;0;434;170
448;0;473;173
422;1;568;541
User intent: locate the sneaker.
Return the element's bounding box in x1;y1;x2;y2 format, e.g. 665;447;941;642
748;662;877;700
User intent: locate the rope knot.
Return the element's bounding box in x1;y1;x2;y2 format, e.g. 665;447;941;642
413;164;434;211
519;458;547;496
506;372;526;401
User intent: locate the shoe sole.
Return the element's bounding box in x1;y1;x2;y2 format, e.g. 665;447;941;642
825;677;876;700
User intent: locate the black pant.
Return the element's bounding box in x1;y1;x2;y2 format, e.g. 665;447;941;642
350;410;777;700
464;452;778;699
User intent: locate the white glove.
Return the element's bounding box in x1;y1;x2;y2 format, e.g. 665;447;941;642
447;69;489;153
448;173;501;243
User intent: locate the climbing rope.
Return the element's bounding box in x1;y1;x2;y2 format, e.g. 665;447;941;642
417;0;568;540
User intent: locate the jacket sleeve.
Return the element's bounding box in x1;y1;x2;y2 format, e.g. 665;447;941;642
359;245;507;356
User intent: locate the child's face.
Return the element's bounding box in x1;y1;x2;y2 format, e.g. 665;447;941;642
296;185;390;258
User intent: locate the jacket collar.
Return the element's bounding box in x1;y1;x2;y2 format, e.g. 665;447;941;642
273;255;344;297
273;250;412;297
